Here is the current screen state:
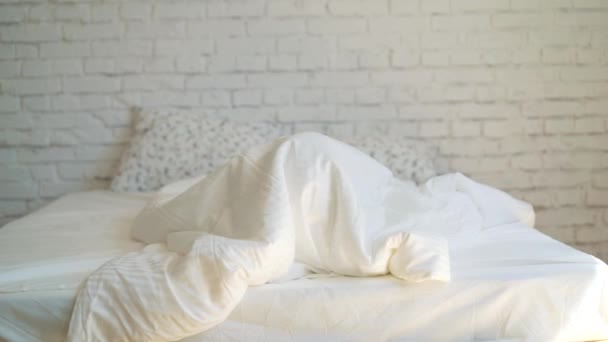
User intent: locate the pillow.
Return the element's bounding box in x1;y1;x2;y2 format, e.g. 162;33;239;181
346;135;438;184
111;111;285;192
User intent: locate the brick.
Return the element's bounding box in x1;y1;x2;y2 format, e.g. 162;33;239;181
269;55;297;71
523;101;584;116
422;52;449;66
120;3;152;20
510;154;543;170
23;96;50;112
336;105;397;120
545;119;575;134
452;0;509;11
530;30;591;47
279;37;335;53
310;71;367;87
233;90;263;106
92;41;152;57
30;164;56;181
295;89;324;105
387;88;416;103
143;58;174;73
556;13;608;27
452;121;481;137
126;23;185;39
217;38;275;55
267;0;327;16
278;106;336;121
57;162;114;180
0;96;19;112
432;15;490;30
1;24;61;42
63;76;120;93
154;3;203;19
0;44;15;59
64;24;122;40
53;4;90;21
40;42;90;58
577;227;608;243
572;0;608;8
90;4;116;22
340;34;401;51
308;18;366;34
369;17;427;33
355;88;385;104
3;79;61;95
573;118;604;133
329;53;358;70
492;13;553;28
543;152;608;170
264;89;293;105
326;89;355;104
155;39;213;56
419;121;449;137
451;157;509;173
390;0;418;14
298;54;328;70
0;6;26;23
0;182;38;199
539;227;576;243
510;0;571;9
372;70;433;85
329;0;388;15
186;74;246;89
465;32;527;49
483;120;524;137
421;0;450;13
387;122;417;137
207;0;265;17
201;91;231;107
249;19;305;36
21;61;50;77
0;165;29;181
594;174;608;189
140;91;199;107
355;121;388;136
124;75;183;91
236;55;266;71
434;68;494;83
176;57;207;73
392;50;420;68
587;190;608;206
248;73;308;87
0;200;27;217
187;20;245;37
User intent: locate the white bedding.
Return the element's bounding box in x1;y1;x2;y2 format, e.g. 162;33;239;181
1;133;607;341
0;192;607;341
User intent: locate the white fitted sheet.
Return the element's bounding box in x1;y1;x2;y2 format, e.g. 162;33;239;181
0;191;607;342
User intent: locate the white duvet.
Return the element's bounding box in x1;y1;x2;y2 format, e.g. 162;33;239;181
68;133;542;341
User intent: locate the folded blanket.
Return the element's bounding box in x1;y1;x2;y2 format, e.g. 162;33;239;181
67;132;533;341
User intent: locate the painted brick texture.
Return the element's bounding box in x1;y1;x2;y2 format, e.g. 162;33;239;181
0;0;607;260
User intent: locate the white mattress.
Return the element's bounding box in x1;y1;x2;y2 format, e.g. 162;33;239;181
1;191;607;342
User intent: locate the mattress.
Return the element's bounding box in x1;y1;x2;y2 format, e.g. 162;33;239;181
1;191;607;342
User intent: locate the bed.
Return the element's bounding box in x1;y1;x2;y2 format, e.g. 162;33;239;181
1;114;607;341
1;190;607;341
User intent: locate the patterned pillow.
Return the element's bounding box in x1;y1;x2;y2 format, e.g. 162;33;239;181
346;135;438;184
111;111;286;192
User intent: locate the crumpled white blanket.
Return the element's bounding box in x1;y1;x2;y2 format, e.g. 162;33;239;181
67;132;534;341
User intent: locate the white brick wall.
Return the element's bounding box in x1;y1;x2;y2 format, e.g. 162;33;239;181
0;0;607;261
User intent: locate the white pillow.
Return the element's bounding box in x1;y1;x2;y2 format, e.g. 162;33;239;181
112;111;440;192
346;135;438;184
111;111;285;192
